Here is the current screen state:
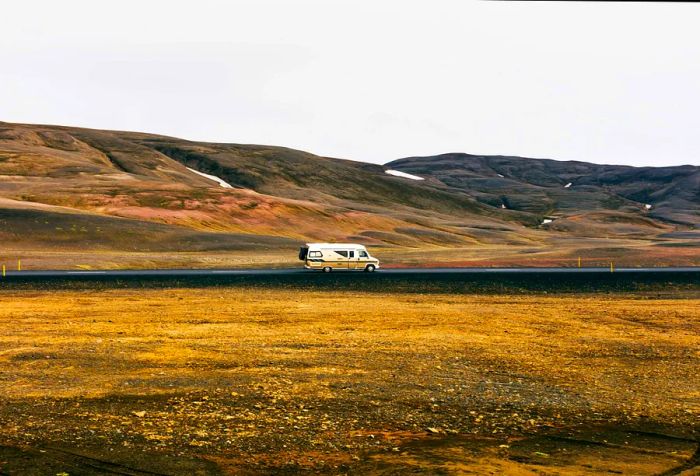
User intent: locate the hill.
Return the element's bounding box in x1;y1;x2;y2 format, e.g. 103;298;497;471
0;122;697;269
387;153;699;227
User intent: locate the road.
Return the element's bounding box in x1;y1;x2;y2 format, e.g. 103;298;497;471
2;266;697;293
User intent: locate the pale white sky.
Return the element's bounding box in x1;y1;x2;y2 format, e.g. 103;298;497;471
2;1;699;166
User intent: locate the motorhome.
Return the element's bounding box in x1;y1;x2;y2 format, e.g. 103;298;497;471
298;243;380;272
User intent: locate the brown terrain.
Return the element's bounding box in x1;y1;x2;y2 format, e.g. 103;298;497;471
0;121;699;475
0;121;697;270
0;283;698;475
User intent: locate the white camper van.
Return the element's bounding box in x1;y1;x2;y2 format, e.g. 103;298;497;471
298;243;380;272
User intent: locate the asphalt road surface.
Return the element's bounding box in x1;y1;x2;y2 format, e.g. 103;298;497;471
1;266;698;294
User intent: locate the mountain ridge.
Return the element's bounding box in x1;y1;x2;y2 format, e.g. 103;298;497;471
387;153;699;226
0;121;697;268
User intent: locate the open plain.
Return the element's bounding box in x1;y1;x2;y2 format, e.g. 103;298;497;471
0;279;698;475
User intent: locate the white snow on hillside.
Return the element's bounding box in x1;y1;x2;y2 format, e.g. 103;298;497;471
187;167;233;188
497;174;504;178
564;182;572;188
385;169;424;181
645;204;652;210
542;218;553;224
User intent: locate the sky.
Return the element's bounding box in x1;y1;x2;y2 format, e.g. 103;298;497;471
2;1;699;166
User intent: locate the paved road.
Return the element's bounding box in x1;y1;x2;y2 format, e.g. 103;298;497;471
2;266;697;293
3;266;699;277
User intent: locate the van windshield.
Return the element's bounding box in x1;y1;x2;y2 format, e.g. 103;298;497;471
298;247;308;260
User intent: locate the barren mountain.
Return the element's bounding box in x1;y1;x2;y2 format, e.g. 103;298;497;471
0;122;697;268
388;153;699;226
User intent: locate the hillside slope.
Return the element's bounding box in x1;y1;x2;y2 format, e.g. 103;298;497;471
388;153;699;229
0;122;534;248
0;122;697;268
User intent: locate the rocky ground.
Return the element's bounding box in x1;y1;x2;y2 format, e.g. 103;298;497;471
0;286;698;474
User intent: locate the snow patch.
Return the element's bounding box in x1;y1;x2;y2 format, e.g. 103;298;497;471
564;182;572;188
497;174;504;178
542;218;553;225
385;169;424;181
645;204;652;210
501;204;507;209
187;167;233;188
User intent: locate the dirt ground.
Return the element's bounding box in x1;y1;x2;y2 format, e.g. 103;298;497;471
0;287;698;474
1;234;699;272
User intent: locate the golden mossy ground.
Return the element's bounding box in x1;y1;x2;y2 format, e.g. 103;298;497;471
0;288;698;474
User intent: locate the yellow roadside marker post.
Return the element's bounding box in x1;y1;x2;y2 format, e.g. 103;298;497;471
17;259;21;271
2;265;5;278
610;262;614;273
578;257;581;268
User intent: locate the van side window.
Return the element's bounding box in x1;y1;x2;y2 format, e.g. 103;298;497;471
348;251;354;258
309;251;322;258
335;250;348;258
359;251;368;258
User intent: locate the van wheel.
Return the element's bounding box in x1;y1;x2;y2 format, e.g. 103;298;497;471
365;264;376;273
322;266;332;273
